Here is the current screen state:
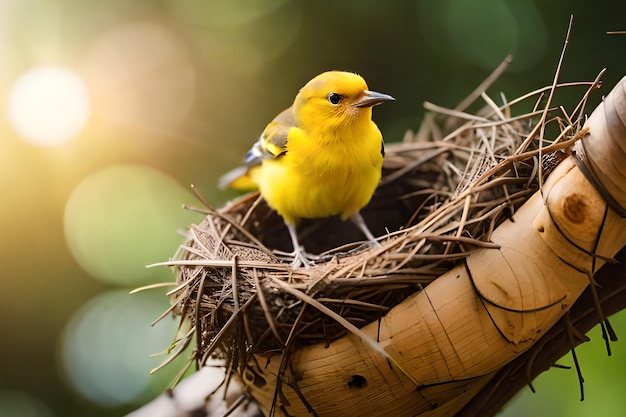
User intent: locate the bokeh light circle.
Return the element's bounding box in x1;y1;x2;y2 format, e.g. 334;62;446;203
416;0;547;73
60;290;182;406
6;66;91;146
167;0;302;76
82;22;196;132
63;164;202;286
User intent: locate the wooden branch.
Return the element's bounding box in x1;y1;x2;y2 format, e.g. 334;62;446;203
457;246;626;416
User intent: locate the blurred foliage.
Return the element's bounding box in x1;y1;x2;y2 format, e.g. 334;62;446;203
500;311;626;417
1;0;626;416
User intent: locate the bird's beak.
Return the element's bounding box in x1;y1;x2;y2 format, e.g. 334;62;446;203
353;90;395;108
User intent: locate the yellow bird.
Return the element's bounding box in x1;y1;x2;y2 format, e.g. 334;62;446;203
220;71;394;267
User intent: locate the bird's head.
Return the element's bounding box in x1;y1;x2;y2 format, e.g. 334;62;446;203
293;71;394;133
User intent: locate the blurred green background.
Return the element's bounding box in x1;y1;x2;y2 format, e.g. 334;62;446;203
1;0;626;416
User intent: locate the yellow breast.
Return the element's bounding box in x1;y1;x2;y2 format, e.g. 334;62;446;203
256;123;383;225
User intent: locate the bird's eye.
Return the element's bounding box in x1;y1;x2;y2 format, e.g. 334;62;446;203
327;92;342;105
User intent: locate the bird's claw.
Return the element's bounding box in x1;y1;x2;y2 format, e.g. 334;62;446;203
367;239;382;248
290;247;320;269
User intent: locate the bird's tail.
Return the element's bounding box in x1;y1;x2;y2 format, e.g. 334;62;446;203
218;166;259;191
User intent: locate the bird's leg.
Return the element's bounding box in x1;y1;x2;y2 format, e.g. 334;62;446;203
351;212;381;247
286;223;315;268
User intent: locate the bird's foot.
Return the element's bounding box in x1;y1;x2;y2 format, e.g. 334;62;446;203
351;237;382;253
367;239;382;248
289;247;321;269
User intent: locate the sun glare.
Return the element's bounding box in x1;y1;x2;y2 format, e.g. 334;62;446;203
7;66;91;146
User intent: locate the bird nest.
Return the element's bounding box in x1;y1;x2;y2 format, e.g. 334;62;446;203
150;62;601;385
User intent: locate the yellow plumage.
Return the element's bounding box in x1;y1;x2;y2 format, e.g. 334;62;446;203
220;71;394;267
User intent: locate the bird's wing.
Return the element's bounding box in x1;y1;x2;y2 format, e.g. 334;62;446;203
245;107;295;166
218;107;295;190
